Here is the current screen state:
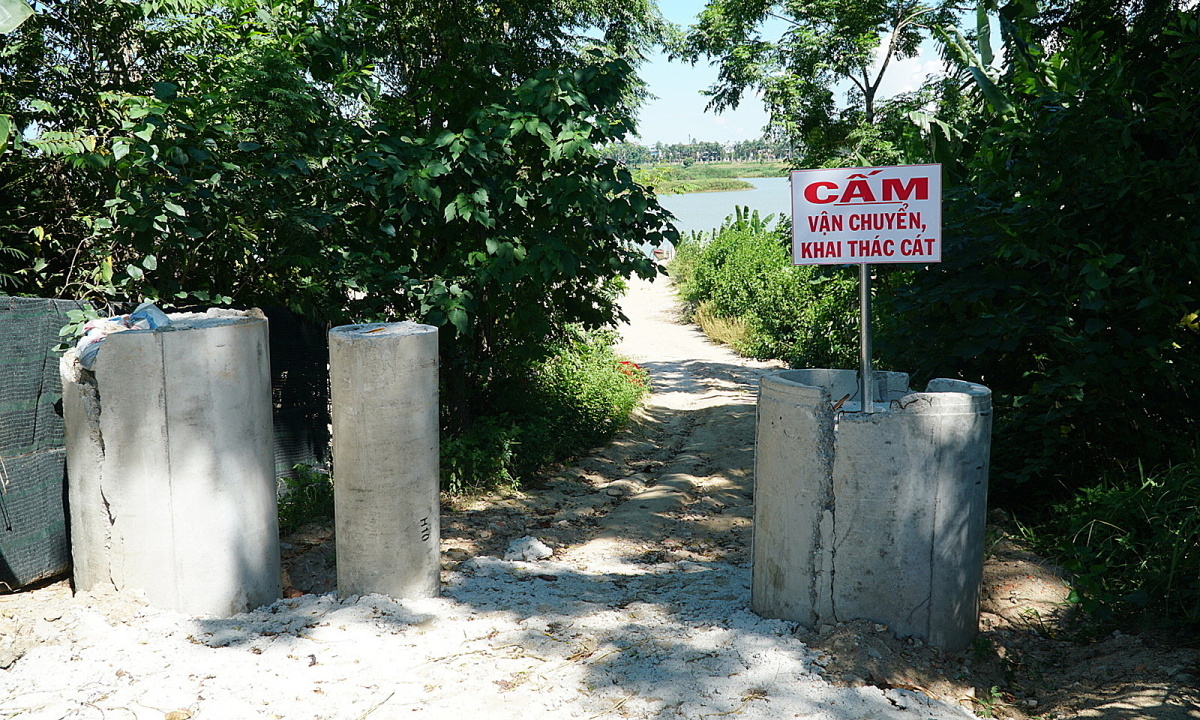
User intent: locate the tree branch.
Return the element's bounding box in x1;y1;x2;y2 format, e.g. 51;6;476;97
870;27;900;96
766;11;800;28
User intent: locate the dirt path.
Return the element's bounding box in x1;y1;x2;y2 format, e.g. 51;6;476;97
2;277;1197;720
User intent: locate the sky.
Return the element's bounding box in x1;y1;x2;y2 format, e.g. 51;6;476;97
632;0;948;146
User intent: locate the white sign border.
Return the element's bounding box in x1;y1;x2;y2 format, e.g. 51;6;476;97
790;163;942;266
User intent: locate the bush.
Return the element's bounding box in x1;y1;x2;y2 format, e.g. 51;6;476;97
738;262;859;369
672;213;859;369
441;416;522;495
682;226;784;319
667;229;707;292
441;328;648;494
878;14;1200;505
1047;462;1200;627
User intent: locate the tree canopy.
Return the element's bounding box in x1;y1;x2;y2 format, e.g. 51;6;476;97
878;0;1200;500
0;0;680;427
674;0;955;165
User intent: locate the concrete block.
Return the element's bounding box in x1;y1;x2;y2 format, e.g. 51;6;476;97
752;369;991;651
61;313;280;617
329;322;440;599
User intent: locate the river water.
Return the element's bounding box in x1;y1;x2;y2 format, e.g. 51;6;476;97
656;176;792;237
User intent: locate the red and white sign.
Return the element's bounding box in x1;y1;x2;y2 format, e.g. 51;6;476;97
791;164;942;265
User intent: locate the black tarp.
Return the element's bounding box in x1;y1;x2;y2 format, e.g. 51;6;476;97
0;296;90;590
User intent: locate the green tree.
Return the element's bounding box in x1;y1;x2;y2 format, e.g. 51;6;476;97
0;0;678;470
675;0;954;166
879;3;1200;504
0;0;354;307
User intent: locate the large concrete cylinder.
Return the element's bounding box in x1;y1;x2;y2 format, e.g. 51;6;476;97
329;322;440;599
61;313;280;617
753;369;991;651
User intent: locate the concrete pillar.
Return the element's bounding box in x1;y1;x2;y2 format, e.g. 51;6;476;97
61;313;279;617
752;369;991;651
329;322;439;599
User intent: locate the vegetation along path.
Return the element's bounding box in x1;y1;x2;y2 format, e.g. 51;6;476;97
2;278;1197;719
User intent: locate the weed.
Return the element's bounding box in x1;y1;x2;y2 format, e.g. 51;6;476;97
278;464;334;533
440;328;649;495
970;685;1009;718
1047;461;1200;627
671;212;859;369
693;301;750;347
971;636;994;664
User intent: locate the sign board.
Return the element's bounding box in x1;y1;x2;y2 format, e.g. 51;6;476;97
791;164;942;265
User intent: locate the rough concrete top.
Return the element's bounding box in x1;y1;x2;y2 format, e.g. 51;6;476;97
763;368;910;406
329;321;437;339
761;368;991;417
158;308;266;332
147;317;264;333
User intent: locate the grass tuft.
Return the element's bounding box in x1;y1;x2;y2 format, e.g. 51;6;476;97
1043;461;1200;627
693;301;750;347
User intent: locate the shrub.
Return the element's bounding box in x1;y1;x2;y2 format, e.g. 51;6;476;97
1047;462;1200;627
441;416;521;495
441;327;648;494
738;263;859;369
667;230;709;296
878;12;1200;505
673;213;859;369
683;226;785;319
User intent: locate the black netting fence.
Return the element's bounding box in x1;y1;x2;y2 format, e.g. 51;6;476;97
263;307;330;479
0;296;90;590
0;299;330;591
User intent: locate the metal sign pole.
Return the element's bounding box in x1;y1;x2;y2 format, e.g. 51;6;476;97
859;263;873;413
791;164;941;412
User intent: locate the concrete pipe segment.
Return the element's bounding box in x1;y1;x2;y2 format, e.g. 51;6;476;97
60;310;280;617
329;322;440;600
752;368;992;652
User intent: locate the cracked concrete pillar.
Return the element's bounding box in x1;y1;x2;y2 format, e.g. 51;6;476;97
329;322;439;600
61;312;280;617
752;369;991;651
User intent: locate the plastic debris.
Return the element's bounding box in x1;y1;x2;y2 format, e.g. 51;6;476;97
128;301;170;330
75;303;171;370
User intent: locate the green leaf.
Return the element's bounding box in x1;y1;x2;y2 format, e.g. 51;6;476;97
164;202;186;217
448;307;469;334
976;3;994;68
967;66;1015;117
142;255;157;270
152;82;178;100
1084;271;1111;290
